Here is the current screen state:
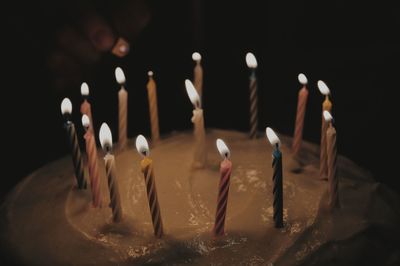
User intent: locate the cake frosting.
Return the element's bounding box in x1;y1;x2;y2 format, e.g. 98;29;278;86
1;129;399;265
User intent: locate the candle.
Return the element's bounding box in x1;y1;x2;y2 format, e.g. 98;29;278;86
317;80;332;180
146;71;160;144
323;111;340;210
61;98;87;189
213;139;232;237
246;52;258;139
266;127;283;228
192;52;203;98
82;115;102;208
292;73;309;156
80;82;94;133
135;135;164;238
185;79;206;168
99;123;123;222
115;67;128;150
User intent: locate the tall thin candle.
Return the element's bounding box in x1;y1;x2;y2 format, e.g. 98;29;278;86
324;111;340;210
192;52;203;98
99;123;123;222
318;80;332;180
115;67;128;150
146;71;160;144
136;135;164;238
246;52;258;139
266;127;283;228
61;98;87;189
82;115;102;207
292;73;309;156
185;79;206;168
213;139;232;237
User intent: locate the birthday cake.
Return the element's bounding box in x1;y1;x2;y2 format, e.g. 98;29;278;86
1;129;399;265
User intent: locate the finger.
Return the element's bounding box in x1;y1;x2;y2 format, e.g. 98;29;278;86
57;26;101;65
81;11;116;52
111;0;151;42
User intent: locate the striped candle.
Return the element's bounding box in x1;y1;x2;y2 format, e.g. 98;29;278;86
213;139;232;237
318;80;332;180
82;115;102;208
324;111;340;210
292;73;309;156
146;71;160;143
61;98;86;189
192;52;203;98
99;123;123;222
115;67;128;150
246;52;258;139
136;135;164;238
266;127;283;228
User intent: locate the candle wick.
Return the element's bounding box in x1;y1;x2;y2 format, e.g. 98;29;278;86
63;113;71;122
105;144;112;154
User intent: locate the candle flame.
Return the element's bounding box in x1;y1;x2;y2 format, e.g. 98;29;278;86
61;98;72;115
192;52;202;61
148;71;154;77
323;111;333;122
185;79;200;108
216;139;230;159
266;127;280;146
115;67;126;84
317;80;330;95
135;134;149;157
81;114;90;128
298;73;308;85
99;123;113;151
80;82;89;96
246;52;257;68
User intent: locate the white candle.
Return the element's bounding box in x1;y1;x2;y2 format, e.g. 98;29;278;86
99;123;123;222
185;79;206;168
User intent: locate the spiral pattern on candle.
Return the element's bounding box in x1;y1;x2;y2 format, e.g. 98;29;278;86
194;63;203;98
143;164;163;238
272;149;283;228
84;131;102;208
249;75;258;139
213;161;232;237
118;88;128;150
327;126;340;210
105;155;122;222
147;80;160;143
66;123;86;189
292;87;308;155
319;98;332;180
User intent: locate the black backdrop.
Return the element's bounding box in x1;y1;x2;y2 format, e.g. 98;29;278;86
2;0;398;201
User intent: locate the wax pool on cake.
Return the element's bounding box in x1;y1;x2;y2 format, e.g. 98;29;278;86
1;129;399;265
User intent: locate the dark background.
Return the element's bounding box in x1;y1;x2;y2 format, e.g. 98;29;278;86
2;0;398;203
